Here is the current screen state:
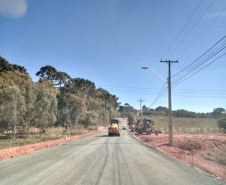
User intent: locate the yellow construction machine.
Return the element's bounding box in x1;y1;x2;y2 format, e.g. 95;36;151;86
129;124;136;132
108;119;121;136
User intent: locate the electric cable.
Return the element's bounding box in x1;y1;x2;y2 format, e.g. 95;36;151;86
172;41;226;84
167;0;216;58
163;0;203;59
150;82;167;108
172;52;226;88
178;7;226;60
172;35;226;78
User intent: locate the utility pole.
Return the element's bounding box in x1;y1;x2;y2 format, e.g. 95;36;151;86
160;60;178;146
137;98;145;116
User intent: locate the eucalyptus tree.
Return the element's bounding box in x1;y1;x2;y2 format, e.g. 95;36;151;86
33;79;58;135
58;93;86;130
0;85;26;139
79;111;99;129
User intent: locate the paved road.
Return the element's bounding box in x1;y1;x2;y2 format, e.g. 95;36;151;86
0;118;224;185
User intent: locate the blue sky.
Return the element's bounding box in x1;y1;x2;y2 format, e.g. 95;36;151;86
0;0;226;113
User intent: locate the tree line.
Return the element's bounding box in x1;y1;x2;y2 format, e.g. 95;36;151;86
118;103;226;130
0;56;120;139
142;105;226;119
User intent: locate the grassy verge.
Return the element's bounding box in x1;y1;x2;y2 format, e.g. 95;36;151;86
0;126;89;150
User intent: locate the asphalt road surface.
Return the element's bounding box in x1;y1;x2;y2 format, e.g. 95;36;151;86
0;118;224;185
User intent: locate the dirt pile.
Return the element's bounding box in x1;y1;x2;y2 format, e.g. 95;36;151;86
177;140;203;151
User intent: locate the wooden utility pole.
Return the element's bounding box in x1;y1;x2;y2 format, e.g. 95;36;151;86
160;60;178;146
137;98;145;116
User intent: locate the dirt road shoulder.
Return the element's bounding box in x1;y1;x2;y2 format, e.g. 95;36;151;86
0;127;107;161
129;131;226;182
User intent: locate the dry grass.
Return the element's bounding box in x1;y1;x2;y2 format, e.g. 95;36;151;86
0;125;89;150
0;134;61;150
145;116;219;133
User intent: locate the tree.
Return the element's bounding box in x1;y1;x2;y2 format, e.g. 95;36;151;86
217;118;226;133
33;79;58;135
0;56;27;74
121;105;138;117
79;111;99;129
36;65;57;81
128;113;137;125
12;64;27;74
124;103;130;107
213;108;225;118
156;106;168;116
142;105;149;111
55;71;72;87
0;86;26;139
63;78;96;98
57;93;86;130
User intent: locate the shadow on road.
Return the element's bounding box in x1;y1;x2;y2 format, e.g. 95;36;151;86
95;135;109;137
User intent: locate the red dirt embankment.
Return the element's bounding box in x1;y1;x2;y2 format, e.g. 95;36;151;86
0;126;107;161
132;132;226;180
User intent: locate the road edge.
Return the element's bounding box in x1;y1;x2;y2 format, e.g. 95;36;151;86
0;128;107;161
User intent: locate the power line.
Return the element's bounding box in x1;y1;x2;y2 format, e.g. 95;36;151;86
167;0;216;58
150;82;167;108
97;84;226;93
172;52;226;88
172;41;226;85
163;0;203;58
172;35;226;78
95;85;226;97
178;7;226;59
184;41;226;70
172;42;226;84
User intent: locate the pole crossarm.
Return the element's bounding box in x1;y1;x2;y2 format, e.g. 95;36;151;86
160;60;178;63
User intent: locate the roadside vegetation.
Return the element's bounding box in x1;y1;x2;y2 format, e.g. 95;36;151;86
147;116;219;134
0;56;225;150
143;106;226;133
0;56;120;146
123;104;226;134
0;126;87;150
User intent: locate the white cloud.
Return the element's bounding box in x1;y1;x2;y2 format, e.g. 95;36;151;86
0;0;27;19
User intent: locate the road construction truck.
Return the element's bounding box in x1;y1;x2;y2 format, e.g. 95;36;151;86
128;114;136;132
108;119;121;136
129;124;136;132
136;118;157;135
